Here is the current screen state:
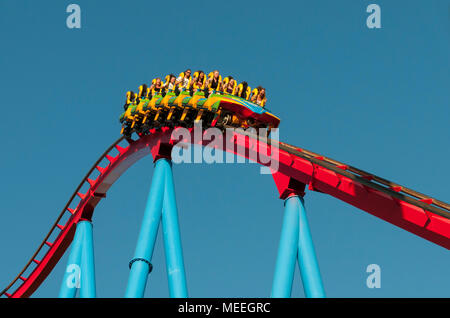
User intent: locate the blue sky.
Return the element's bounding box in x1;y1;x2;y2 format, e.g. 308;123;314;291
0;0;448;298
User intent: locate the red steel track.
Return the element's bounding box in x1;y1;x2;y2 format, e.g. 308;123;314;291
1;127;449;298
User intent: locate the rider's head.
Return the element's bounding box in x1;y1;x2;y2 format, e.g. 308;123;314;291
259;88;265;97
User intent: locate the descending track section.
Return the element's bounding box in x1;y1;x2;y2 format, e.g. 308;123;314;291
1;127;449;298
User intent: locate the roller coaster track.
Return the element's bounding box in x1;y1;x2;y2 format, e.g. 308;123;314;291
1;127;449;298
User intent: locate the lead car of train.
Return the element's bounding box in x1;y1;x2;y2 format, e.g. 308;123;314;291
119;72;280;137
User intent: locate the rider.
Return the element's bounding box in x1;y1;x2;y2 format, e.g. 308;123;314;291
222;76;237;94
192;70;206;93
176;69;192;91
207;70;221;94
163;74;177;92
150;78;164;95
123;91;135;110
251;86;267;107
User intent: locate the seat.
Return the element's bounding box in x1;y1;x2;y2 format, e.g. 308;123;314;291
236;83;251;100
207;72;222;92
222;77;237;94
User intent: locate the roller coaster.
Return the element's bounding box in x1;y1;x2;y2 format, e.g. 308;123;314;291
1;71;449;298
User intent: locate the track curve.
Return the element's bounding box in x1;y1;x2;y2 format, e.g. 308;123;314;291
2;127;449;298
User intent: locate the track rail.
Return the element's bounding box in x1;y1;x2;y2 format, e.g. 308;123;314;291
237;128;449;219
277;142;450;219
278;141;450;213
0;136;126;298
1;128;449;298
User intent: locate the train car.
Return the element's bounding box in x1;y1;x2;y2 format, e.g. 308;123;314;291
120;86;280;137
205;93;279;129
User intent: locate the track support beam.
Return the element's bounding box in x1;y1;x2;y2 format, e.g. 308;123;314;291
271;194;325;298
59;220;96;298
59;222;84;298
79;221;96;298
125;158;166;298
296;196;325;298
271;195;299;297
161;160;188;298
125;157;187;298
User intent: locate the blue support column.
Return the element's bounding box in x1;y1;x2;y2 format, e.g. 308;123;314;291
124;158;167;298
79;220;96;298
59;223;84;298
297;197;325;298
271;195;300;298
161;161;188;298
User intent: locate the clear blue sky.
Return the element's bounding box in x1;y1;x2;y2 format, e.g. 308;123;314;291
0;1;448;298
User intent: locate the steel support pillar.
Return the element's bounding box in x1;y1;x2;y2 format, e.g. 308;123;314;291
125;157;187;298
125;158;167;298
297;196;325;298
161;160;188;298
271;195;325;298
78;220;96;298
59;220;96;298
59;222;84;298
271;195;300;298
